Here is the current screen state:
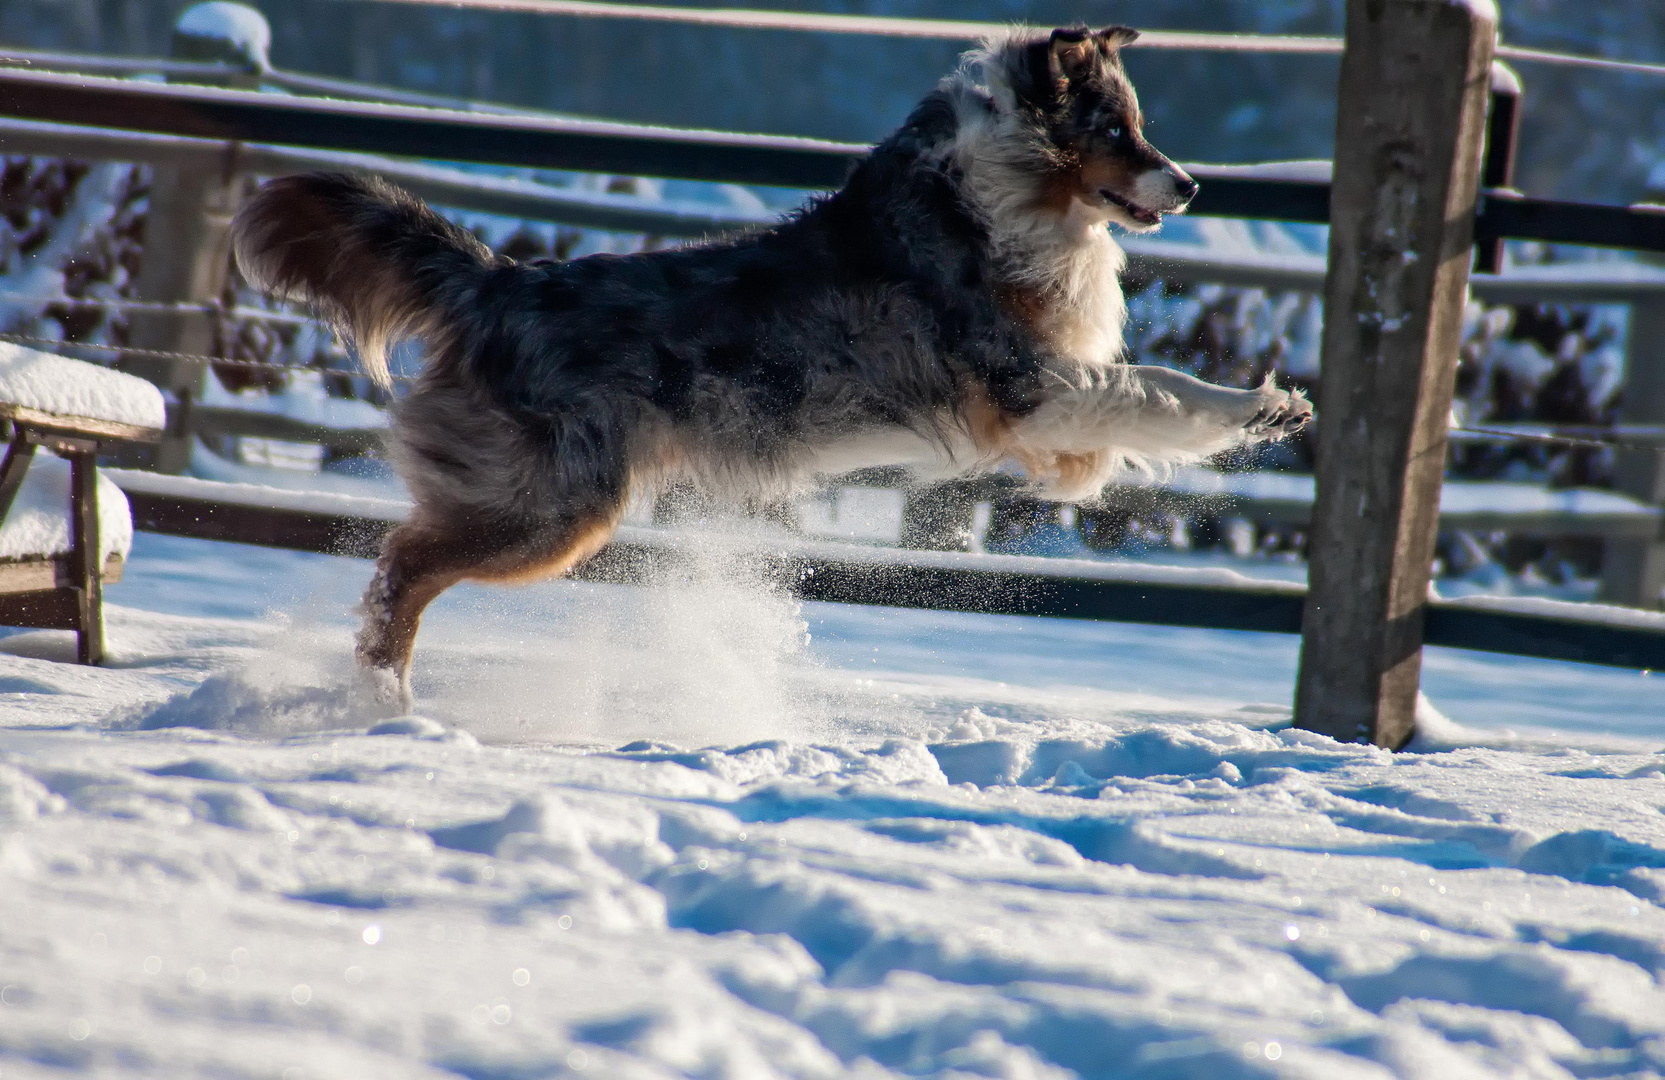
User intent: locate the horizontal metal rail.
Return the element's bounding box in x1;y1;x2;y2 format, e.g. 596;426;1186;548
0;47;236;81
3;68;1665;250
0;67;865;188
1117;239;1665;301
1477;191;1665;254
320;0;1665;79
1100;470;1661;540
0;117;778;237
261;69;560;116
189;405;385;455
144;392;1665;538
11;16;1665;81
9;114;1665;300
105;469;1665;670
0;44;579;116
332;0;1349;54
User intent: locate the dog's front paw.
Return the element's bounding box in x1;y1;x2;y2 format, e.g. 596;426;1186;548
1243;381;1313;441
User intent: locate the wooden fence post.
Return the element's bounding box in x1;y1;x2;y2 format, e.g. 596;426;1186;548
1599;297;1665;608
1294;0;1497;748
121;3;267;473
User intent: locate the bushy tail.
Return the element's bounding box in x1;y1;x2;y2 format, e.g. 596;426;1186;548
232;172;494;389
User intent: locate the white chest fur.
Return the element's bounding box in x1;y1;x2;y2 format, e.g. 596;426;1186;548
1017;205;1129;377
947;111;1130;378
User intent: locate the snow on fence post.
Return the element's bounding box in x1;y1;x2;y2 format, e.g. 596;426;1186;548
1599;298;1665;608
121;2;269;473
1293;0;1497;749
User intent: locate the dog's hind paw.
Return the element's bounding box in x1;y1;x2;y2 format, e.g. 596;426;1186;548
357;663;414;717
1243;382;1313;441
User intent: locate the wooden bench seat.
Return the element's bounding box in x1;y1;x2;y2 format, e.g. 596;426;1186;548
0;343;164;663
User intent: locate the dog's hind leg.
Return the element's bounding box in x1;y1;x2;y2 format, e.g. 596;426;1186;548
356;508;622;709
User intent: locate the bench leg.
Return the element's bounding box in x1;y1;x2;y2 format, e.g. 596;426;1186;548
68;451;103;665
0;432;36;522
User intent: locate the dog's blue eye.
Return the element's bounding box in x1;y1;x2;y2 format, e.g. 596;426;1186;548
1108;127;1123;140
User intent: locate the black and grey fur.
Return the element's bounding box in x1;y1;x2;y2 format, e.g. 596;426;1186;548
233;25;1311;704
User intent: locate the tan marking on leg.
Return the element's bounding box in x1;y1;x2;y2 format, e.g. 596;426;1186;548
956;383;1116;499
1052;450;1111;497
356;509;623;695
957;380;1055;478
958;380;1019;459
356;527;466;694
467;513;621;586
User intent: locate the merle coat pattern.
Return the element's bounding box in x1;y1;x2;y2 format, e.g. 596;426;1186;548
233;26;1311;705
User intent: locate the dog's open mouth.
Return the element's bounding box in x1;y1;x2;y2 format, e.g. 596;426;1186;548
1099;190;1163;227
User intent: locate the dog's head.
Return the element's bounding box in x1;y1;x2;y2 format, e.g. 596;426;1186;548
985;26;1197;232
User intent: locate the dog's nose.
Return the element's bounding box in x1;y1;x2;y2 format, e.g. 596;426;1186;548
1174;174;1199;202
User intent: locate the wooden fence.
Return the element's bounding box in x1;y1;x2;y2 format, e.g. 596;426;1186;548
104;467;1665;673
2;25;1664;694
3;64;1664;249
2;108;1659;591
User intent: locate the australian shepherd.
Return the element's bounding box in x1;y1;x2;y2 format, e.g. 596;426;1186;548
232;25;1312;706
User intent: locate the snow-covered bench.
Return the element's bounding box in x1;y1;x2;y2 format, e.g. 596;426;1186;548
0;344;165;663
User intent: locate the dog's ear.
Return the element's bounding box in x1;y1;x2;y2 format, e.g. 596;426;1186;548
1013;27;1094;110
1095;26;1140;51
1049;27;1098;83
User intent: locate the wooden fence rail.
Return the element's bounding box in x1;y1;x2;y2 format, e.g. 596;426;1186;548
3;107;1663;602
103;468;1665;672
0;27;1659;740
0;118;777;238
2;67;1665;251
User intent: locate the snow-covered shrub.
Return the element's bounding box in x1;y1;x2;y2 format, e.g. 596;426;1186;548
0;156;146;349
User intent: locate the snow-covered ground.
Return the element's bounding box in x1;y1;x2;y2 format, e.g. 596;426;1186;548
2;530;1664;1079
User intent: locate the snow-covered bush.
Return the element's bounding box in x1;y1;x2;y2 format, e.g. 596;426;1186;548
0;156;146;348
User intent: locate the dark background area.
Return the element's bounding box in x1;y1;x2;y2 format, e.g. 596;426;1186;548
1;0;1661;203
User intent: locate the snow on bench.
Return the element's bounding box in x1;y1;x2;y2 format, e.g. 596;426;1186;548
0;454;131;565
0;341;165;435
0;345;162;663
